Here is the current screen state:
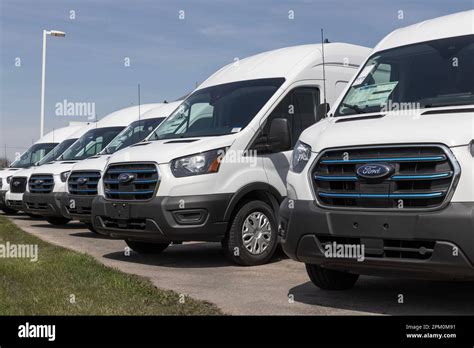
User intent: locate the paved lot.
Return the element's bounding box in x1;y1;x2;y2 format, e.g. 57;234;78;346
4;212;474;315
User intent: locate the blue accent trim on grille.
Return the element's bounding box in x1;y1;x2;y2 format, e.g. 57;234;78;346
314;175;358;181
319;192;445;199
29;188;54;192
29;176;55;180
106;169;157;174
103;179;158;184
314;172;452;181
105;190;155;195
391;173;451;180
320;155;446;164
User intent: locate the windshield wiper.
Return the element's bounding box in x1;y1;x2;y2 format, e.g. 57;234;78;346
341;103;365;114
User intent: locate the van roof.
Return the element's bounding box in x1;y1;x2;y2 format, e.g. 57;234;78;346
36;124;87;144
198;43;372;89
375;10;474;53
94;103;162;128
138;101;182;120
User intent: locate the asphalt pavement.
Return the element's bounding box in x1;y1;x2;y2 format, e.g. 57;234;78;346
4;212;474;315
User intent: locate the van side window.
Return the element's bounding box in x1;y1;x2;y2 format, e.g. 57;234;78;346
261;87;320;149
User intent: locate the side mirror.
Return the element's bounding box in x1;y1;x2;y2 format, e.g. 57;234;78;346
316;103;330;122
267;118;291;153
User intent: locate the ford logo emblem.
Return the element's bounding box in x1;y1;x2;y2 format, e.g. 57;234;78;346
356;163;394;180
76;177;88;185
118;173;135;184
13;181;20;186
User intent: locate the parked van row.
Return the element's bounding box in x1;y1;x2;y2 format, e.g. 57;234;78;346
0;123;89;214
1;11;473;289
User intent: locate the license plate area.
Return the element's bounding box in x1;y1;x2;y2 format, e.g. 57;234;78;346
106;202;130;220
328;212;418;239
69;197;91;212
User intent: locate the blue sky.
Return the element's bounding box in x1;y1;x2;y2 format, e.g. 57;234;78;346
1;0;473;160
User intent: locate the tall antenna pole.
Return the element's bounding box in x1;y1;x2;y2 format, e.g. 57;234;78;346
138;84;141;137
321;28;327;106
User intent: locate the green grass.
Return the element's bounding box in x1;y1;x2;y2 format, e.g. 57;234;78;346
0;215;221;315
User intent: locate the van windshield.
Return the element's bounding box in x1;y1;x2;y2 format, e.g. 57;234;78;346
149;78;285;140
60;127;123;161
335;35;474;116
37;138;78;165
10;143;57;168
103;117;165;154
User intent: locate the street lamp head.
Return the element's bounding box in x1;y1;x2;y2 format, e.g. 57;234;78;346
49;30;66;37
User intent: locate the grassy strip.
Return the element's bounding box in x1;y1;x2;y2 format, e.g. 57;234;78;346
0;215;221;315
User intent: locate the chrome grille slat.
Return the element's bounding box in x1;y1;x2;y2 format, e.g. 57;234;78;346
29;174;54;194
311;145;457;210
103;163;159;200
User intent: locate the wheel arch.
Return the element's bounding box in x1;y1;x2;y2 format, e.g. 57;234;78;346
223;182;284;223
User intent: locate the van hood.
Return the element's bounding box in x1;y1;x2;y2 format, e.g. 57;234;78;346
301;107;474;152
108;134;238;165
9;167;35;178
0;168;21;180
70;155;110;172
32;160;80;175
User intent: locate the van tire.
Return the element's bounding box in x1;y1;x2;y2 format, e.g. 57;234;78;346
45;217;70;225
305;263;359;290
26;213;41;218
84;222;98;234
224;200;278;266
125;240;170;254
1;207;18;215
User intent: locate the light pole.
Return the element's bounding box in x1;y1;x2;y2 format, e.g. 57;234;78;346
40;29;66;137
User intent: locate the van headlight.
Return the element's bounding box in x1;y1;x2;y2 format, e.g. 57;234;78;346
60;171;70;182
171;148;226;177
290;141;312;173
6;176;12;184
470;140;474;157
0;177;2;189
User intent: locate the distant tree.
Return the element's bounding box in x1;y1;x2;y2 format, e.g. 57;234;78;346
0;157;10;168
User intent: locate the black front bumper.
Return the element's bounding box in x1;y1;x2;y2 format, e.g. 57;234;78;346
280;199;474;280
92;194;232;242
23;192;67;218
60;193;95;223
6;198;23;211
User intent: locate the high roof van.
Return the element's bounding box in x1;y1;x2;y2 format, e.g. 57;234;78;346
91;43;371;265
0;123;88;214
280;10;474;288
4;123;94;213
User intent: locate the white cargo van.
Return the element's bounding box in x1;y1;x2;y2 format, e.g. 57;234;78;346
22;104;161;224
91;43;371;265
0;124;86;214
4;123;93;213
61;101;181;231
280;11;474;288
